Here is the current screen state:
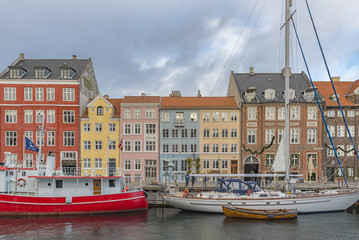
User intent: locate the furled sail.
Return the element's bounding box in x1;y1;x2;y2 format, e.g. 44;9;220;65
272;140;285;172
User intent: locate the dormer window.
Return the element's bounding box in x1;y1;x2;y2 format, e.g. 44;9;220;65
329;94;337;102
60;67;76;79
97;107;104;116
35;68;51;79
303;88;315;102
9;67;27;79
244;87;257;102
264;89;276;100
282;88;296;100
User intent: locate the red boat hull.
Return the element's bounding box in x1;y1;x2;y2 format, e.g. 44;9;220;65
0;191;148;215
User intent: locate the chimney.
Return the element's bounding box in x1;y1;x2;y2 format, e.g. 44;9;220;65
104;94;109;99
19;53;25;60
72;55;77;60
332;77;340;82
249;67;254;76
169;90;181;97
141;93;147;96
197;90;202;97
281;67;292;77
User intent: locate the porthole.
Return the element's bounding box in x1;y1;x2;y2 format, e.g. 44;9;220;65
48;183;51;187
85;183;89;187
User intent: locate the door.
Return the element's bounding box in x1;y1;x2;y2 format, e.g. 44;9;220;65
145;160;157;183
327;167;335;181
109;158;116;176
231;160;238;174
93;179;101;195
244;156;259;181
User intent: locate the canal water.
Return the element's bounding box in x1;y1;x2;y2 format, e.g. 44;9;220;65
0;207;358;240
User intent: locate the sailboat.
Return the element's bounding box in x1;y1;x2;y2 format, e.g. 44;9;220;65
163;0;359;214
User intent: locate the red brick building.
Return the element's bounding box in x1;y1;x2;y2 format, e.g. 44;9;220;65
0;54;99;174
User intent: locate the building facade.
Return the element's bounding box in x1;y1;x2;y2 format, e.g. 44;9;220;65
0;54;99;174
80;95;122;176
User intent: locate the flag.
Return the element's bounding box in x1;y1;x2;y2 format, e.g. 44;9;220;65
118;139;123;151
25;137;39;152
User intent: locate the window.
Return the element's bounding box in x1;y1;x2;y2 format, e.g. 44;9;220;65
291;154;299;167
5;110;17;123
222;144;228;153
172;144;179;153
264;129;274;144
109;141;116;150
109;123;116;132
203;129;210;138
134;141;141;152
35;69;46;78
47;88;55;101
134;124;141;135
222;160;228;169
4;87;16;100
24;154;33;168
264;89;276;100
265;107;275;120
347;145;354;157
212;159;219;169
191;144;197;153
247;130;256;144
231;129;237;138
124;108;131;119
337;145;345;156
337;110;343;118
36;131;44;146
124;160;131;171
222;129;228;138
162;129;169;138
36;110;44;123
84;141;91;150
56;180;63;188
83;123;91;132
212;129;219;138
203;112;210;121
124;124;131;135
181;160;188;172
349;126;355;137
175;112;184;126
307;154;317;166
308;107;317;120
337;126;345;137
145;141;156;151
83;159;91;168
35;88;44;101
135;160;141;171
63;110;75;123
212;144;219;153
190;112;197;122
231;112;238;121
95;158;102;168
94;141;103;150
181;144;188;153
191;129;197;138
95;123;102;132
278;107;285;120
247;107;257;120
307;129;317;144
145;124;156;135
124;141;131;151
327;110;335;117
203;144;209;153
97;106;103;116
266;154;274;166
289;89;296;100
47;131;55;146
63;132;75;146
290;129;299;144
172;129;178;138
347;110;355;118
134;108;141;118
181;129;187;138
47;110;55;123
290;106;300;120
63;88;75;101
327;148;334;156
145;108;156;118
222;112;228;122
5;131;17;146
203;160;210;169
212;112;219;121
327;126;335;137
162;112;169;122
25;131;33;141
24;88;32;101
60;68;71;79
231;144;237;153
10;68;20;78
163;144;169;153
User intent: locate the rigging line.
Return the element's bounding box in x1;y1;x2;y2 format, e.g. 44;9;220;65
291;19;349;188
236;0;267;72
305;0;359;163
209;0;261;96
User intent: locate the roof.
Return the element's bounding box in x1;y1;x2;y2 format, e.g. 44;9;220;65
0;58;90;80
161;96;238;109
121;96;160;104
345;79;359;95
81;97;123;118
314;81;354;106
233;71;323;103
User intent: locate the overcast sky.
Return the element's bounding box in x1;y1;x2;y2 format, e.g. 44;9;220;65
1;0;358;98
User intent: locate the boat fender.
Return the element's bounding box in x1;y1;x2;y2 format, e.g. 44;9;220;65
17;178;26;187
183;189;189;197
247;189;252;196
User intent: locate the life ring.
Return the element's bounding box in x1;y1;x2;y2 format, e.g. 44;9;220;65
183;189;189;197
247;189;252;196
17;178;26;187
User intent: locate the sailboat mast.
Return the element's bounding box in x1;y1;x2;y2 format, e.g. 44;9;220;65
284;0;291;191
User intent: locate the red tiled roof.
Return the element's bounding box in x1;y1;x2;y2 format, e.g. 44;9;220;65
345;79;359;95
161;96;238;109
314;81;354;106
81;97;123;118
122;96;160;103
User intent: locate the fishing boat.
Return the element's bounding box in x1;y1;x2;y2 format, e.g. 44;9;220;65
222;205;298;220
163;0;359;213
0;153;148;216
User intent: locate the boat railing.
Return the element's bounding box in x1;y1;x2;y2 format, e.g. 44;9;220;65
124;175;143;191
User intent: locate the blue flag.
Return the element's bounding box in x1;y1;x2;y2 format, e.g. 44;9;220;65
25;137;39;152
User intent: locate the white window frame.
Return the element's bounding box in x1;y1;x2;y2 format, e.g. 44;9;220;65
24;88;32;101
5;110;17;123
63;88;75;101
47;131;55;146
265;107;275;120
145;108;156;119
63;131;75;146
47;88;55;101
83;123;91;132
4;87;16;101
247;107;257;120
307;129;317;144
35;88;44;101
308;106;317;120
47;110;55;123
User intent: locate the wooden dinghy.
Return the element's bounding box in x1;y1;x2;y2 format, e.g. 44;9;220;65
222;205;298;220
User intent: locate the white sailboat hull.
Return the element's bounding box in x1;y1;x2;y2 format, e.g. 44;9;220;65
163;191;359;214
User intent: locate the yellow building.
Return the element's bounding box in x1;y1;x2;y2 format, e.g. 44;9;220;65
80;95;122;176
199;97;241;176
